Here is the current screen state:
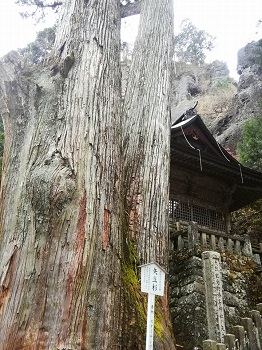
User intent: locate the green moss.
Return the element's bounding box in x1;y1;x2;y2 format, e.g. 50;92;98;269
121;231;166;344
211;78;232;92
154;303;164;339
122;263;139;288
136;299;147;330
122;238;147;337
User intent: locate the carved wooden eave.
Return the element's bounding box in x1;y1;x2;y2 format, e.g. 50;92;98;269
120;0;141;18
170;113;262;212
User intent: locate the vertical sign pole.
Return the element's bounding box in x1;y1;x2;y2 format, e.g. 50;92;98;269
146;293;155;350
140;262;166;350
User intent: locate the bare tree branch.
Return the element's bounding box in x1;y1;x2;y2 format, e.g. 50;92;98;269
34;0;63;8
15;0;62;21
120;0;141;18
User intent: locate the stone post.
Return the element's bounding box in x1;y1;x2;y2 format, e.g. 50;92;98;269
218;237;225;251
241;317;259;350
226;238;234;253
177;235;184;250
224;334;235;350
243;234;253;257
188;221;198;250
250;310;262;349
201;232;207;246
233;325;245;349
253;254;261;265
202;340;217;350
256;304;262;314
234;240;241;254
202;251;226;343
210;235;216;250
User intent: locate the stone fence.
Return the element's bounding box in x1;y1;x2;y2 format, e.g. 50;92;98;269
170;221;262;263
203;304;262;350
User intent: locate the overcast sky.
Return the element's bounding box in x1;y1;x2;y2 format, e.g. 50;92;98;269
1;0;262;80
122;0;262;80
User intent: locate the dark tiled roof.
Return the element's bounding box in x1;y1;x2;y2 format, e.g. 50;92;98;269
170;113;262;212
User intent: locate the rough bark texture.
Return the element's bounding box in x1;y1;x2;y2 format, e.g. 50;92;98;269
122;0;176;348
123;0;173;267
0;1;122;349
0;0;176;349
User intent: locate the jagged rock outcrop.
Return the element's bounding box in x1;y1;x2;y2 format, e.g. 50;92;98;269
212;40;262;152
171;60;237;128
172;40;262;153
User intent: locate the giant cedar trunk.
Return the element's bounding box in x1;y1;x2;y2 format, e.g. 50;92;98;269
122;1;175;348
0;0;175;349
0;1;122;349
124;0;173;265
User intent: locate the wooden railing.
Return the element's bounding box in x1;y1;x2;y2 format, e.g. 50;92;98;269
203;304;262;350
170;221;261;262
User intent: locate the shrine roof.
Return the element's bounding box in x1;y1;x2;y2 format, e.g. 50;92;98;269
170;110;262;212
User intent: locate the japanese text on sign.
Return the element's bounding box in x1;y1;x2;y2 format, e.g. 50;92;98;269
140;263;165;296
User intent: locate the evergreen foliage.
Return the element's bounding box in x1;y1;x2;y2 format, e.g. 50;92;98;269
232;102;262;240
237;102;262;172
232;199;262;241
174;19;215;65
19;26;56;64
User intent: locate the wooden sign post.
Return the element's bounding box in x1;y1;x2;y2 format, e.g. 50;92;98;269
140;262;166;350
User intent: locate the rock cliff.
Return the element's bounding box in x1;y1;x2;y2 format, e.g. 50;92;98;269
213;40;262;152
172;39;262;153
171;60;237;129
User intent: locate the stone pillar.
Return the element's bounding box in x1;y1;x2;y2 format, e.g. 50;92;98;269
243;234;253;257
210;235;216;250
224;334;235;350
253;254;261;265
234;240;241;254
202;251;226;343
233;325;245;349
177;234;184;250
226;238;233;253
218;237;225;251
188;221;198;250
250;310;262;349
202;340;217;350
241;317;259;350
200;232;207;246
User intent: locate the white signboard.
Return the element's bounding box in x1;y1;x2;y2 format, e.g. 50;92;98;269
140;262;166;296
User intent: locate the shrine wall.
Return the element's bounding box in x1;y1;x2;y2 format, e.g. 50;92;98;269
169;166;232;214
169;253;207;349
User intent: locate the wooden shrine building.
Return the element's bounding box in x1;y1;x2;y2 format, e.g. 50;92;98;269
169;108;262;236
168;107;262;350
